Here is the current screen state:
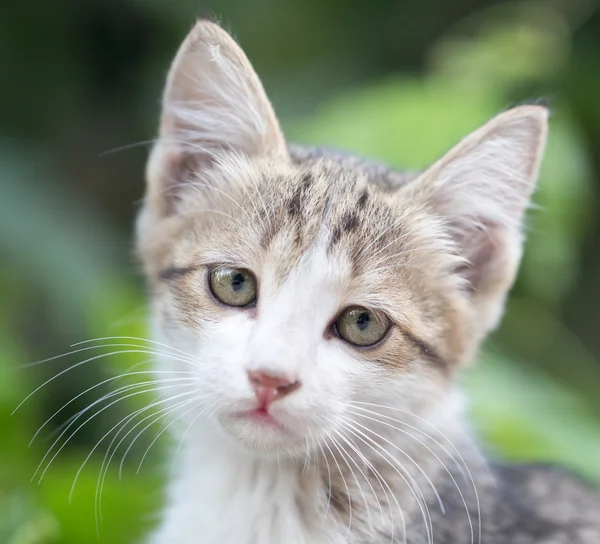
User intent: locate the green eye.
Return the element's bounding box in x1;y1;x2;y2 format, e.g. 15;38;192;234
209;266;257;307
334;306;390;347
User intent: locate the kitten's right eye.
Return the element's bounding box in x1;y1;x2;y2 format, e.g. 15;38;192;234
209;266;257;307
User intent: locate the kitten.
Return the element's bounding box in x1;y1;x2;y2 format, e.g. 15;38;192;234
137;20;600;544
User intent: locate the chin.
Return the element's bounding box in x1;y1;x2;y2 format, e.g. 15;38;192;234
216;411;314;457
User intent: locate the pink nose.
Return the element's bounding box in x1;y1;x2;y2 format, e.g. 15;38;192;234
247;370;301;409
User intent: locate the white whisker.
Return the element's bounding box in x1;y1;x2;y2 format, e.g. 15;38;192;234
33;381;195;484
169;404;218;479
317;441;333;517
137;402;208;476
348;406;477;544
323;435;353;539
336;422;402;544
302;436;311;477
330;432;373;531
95;395;198;524
334;429;386;527
19;343;194;370
346;411;446;513
350;400;482;542
71;336;196;359
29;370;195;446
333;429;381;532
67;388;198;504
14;347;199;414
341;416;433;544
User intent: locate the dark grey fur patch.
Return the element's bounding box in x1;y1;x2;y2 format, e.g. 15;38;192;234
287;172;314;219
357;188;369;208
287;187;303;218
342;213;360;232
418;462;600;543
288;145;419;192
329;212;362;248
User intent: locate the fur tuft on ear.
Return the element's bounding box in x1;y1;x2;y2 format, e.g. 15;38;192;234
145;20;287;216
411;105;548;332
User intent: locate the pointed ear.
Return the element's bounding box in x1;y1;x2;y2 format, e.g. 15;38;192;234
146;20;287;216
412;105;549;331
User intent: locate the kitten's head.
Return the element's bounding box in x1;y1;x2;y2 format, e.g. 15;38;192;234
137;21;547;456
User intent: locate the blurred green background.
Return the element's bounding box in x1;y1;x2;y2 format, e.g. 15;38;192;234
2;0;600;542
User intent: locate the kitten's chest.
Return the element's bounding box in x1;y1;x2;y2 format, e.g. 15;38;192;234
199;472;316;544
155;448;340;544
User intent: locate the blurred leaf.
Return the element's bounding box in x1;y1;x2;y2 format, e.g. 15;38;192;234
0;492;60;544
0;142;157;543
429;1;571;92
465;347;600;485
37;456;162;544
288;77;500;169
0;142;142;332
520;111;595;305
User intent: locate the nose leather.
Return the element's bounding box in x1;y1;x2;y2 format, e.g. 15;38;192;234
247;370;301;408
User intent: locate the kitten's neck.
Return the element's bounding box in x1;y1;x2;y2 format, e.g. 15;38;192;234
154;426;338;544
153;397;487;544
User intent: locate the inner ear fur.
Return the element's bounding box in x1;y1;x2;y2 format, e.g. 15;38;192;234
145;20;287;218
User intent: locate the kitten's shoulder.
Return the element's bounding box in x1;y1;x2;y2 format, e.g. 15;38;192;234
492;463;600;542
288;144;418;191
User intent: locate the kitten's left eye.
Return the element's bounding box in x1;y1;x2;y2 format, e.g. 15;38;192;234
334;306;390;347
209;266;257;307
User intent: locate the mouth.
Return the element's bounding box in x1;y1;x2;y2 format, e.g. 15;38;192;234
224;405;314;455
234;408;285;430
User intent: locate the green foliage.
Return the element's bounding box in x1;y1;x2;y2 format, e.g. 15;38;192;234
0;148;157;543
466;348;600;486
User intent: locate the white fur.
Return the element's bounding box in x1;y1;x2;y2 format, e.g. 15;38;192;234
149;425;343;544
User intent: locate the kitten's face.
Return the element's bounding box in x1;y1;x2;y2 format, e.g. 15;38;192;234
137;21;547;457
147;156;462;455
